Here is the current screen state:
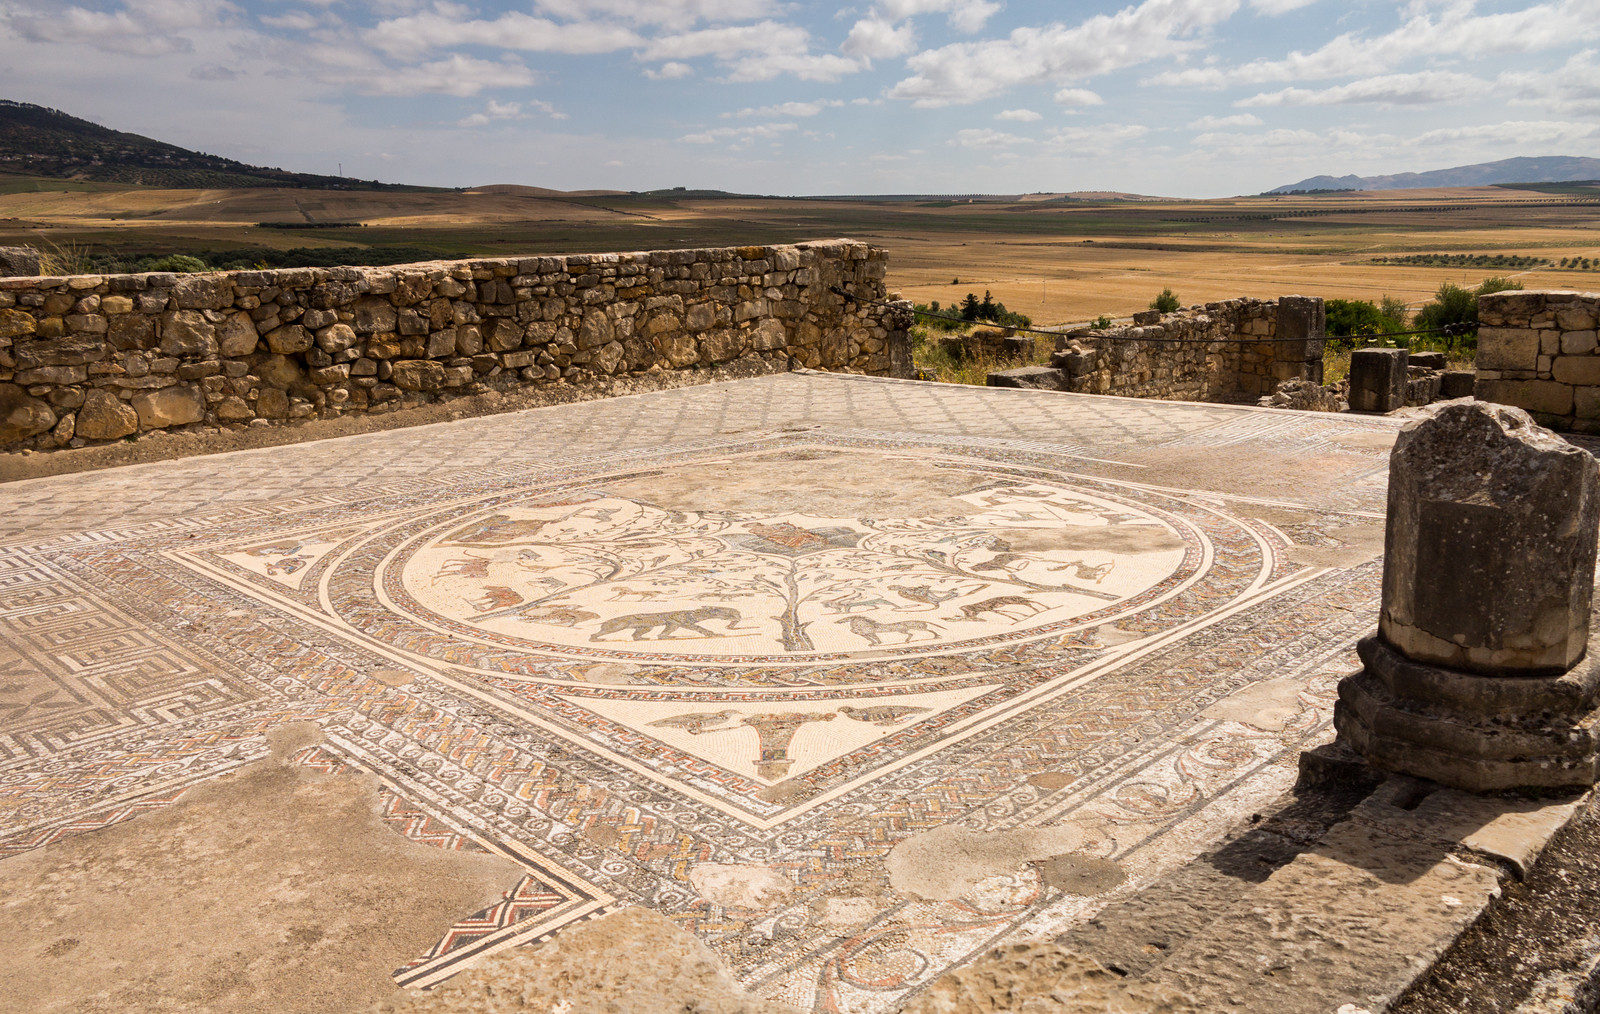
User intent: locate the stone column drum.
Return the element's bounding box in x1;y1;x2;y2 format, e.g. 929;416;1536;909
1335;400;1600;791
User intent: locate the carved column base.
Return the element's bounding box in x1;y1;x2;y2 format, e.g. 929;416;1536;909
1335;635;1600;792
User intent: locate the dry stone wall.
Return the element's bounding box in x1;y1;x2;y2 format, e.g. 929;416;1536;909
992;296;1324;402
0;240;911;451
1475;290;1600;432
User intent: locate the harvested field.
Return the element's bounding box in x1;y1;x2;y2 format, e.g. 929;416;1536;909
2;178;1597;323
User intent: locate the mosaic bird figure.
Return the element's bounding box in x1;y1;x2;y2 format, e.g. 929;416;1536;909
648;710;740;735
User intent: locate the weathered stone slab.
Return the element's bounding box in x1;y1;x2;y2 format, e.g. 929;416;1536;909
1440;370;1475;399
1379;401;1597;674
0;245;41;277
132;386;205;429
75;389;139;440
0;382;55;443
986;366;1067;391
1349;348;1408;413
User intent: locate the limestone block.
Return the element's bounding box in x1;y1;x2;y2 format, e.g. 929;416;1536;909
1553;357;1600;387
987;366;1067;391
454;325;483;356
390;359;446;391
1563;330;1599;356
0;382;56;444
1439;370;1475;400
265;325;313;355
218;314;258;357
170;275;232;310
686;303;715;332
0;307;37;338
315;323;358;354
255;354;306;391
1348;348;1408;412
1477;327;1540;371
1480;290;1546;321
1557;305;1599;331
1578;387;1600;421
352;298;398;333
1476;377;1574;417
214;396;254;421
484;319;521;352
256;387;290;419
160;310;218;357
108;313;155;351
577;309;613;350
0;246;41;277
14;335;107;368
425;330;456;358
751;318;787;351
1407;351;1446;370
1379;401;1598;674
132;386;205;429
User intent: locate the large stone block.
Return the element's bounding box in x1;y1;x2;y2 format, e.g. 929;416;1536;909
1274;294;1325;360
1348;348;1408;412
75;389;138;440
1380;401;1597;674
0;246;41;277
132;386;205;429
1475;377;1574;417
0;382;56;444
390;359;446;391
1439;370;1475;399
1552;356;1600;387
1476;327;1540;371
160;310;218;357
986;366;1067;391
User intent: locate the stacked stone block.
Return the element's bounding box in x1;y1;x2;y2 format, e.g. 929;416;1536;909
1475;290;1600;431
0;240;911;451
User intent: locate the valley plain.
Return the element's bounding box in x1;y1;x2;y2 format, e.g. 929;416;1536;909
2;178;1598;324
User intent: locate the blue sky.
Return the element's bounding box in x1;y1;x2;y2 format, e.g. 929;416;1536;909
1;0;1597;196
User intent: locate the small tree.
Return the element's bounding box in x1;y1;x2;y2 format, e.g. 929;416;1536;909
1150;288;1179;313
959;292;981;321
1413;277;1522;352
1378;295;1409;333
979;290;998;320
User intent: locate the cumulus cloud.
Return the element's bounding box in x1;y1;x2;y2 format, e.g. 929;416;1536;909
947;128;1035;148
679;121;798;144
1249;0;1318;12
1045;123;1150;154
726;99;844;118
643;61;694;79
532;0;783;30
1053;88;1103;107
365;10;642;59
888;0;1241;107
329;53;537;97
1239;71;1490;107
1501;49;1600;115
879;0;1002;33
458;99;531;127
3;0;237;56
1188;113;1262;129
841;16;918;61
189;63;240;81
1148;0;1600;89
996;108;1043;121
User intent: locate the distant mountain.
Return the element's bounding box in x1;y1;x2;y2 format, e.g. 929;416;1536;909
1270;156;1600;193
0;100;447;191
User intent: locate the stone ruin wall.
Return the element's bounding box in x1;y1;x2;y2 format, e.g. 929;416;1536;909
997;296;1325;403
0;240;913;451
1475;290;1600;432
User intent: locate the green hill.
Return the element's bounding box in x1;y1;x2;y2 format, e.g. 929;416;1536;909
0;100;450;191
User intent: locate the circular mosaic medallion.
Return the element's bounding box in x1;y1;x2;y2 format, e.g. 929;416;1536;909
372;451;1201;665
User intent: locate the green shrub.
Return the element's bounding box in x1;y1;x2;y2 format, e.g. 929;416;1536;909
1150;288;1179;313
1412;277;1521;352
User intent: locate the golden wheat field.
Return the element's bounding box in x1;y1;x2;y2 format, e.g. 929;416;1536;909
1;178;1596;325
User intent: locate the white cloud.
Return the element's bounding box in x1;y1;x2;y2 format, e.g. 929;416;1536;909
888;0;1241;107
1045;123;1150;154
1239;71;1490;107
841;16;918;61
3;0;237;56
1188;113;1262;129
259;10;323;30
1249;0;1318;12
331;53;537;97
458;99;529;127
1411;119;1600;147
679;121;799;144
1052;88;1103;107
532;0;783;31
947;128;1035;148
189;64;240;81
1501;49;1600;115
996;108;1042;121
1148;0;1600;89
879;0;1002;33
726;100;844;118
643;61;694;79
366;11;642;58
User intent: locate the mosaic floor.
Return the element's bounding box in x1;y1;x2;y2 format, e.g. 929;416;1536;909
0;373;1405;1010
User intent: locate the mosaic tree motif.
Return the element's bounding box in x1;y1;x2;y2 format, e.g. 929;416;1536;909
401;479;1188;659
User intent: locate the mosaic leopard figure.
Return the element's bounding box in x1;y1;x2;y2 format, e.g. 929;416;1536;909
589;606;748;642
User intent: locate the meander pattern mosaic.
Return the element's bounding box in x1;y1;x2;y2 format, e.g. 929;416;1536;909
0;373;1401;1012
